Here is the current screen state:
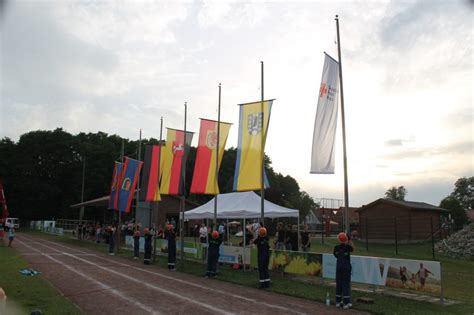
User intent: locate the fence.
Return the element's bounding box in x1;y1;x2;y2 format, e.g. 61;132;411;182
356;216;451;259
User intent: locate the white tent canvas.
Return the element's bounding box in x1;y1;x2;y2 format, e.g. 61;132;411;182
183;191;299;220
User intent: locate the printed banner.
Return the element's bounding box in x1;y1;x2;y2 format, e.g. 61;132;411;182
218;245;251;265
322;254;441;294
269;250;323;276
116;157;143;213
160;128;194;195
140;145;163;201
191;119;231;194
233;100;273;191
311;53;340;174
108;162;123;210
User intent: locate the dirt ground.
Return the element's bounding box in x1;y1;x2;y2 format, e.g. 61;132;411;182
14;234;366;314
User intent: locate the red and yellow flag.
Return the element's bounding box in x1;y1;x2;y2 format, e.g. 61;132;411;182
160;128;193;195
190;119;231;194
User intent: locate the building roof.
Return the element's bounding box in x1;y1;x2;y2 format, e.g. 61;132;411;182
357;198;449;213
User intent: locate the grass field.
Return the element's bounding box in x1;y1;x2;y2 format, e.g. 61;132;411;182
0;244;82;315
11;230;474;314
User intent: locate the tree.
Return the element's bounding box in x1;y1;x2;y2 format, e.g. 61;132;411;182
385;186;407;201
439;196;468;230
451;177;473;210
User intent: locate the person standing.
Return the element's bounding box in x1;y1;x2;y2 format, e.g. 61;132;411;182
108;225;116;255
165;224;176;271
7;226;15;247
416;263;433;289
333;232;354;309
143;228;153;265
275;222;285;250
199;223;207;243
254;227;270;289
133;227;141;260
300;225;310;252
205;230;222;278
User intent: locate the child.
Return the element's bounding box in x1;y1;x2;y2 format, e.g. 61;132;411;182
205;230;222;278
143;228;152;265
333;232;354;309
253;227;270;289
165;224;176;271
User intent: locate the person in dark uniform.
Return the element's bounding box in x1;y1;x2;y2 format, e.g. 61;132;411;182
333;232;354;309
300;224;310;252
205;230;222;278
143;228;152;265
108;225;116;255
275;222;285;250
165;224;176;270
133;227;141;260
254;227;270;289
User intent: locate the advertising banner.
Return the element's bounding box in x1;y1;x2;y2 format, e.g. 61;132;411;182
322;254;441;294
218;245;251;265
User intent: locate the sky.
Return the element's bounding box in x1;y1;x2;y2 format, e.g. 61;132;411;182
1;0;473;207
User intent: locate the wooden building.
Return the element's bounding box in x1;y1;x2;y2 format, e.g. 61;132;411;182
357;198;449;242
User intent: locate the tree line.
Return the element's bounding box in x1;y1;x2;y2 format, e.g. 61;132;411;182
0;128;318;220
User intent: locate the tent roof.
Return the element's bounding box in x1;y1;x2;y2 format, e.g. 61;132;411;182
183;191;299;219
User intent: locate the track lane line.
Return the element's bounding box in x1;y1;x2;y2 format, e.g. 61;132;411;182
16;238;160;315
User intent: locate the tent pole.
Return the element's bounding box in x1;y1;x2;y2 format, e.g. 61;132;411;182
226;218;229;245
243;218;246;271
297;215;300;251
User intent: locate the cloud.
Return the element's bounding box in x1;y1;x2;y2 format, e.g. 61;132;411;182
385;139;407;147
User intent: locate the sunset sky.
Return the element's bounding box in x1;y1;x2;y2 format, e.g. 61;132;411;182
1;0;472;207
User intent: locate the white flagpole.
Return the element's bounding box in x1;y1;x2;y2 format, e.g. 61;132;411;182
335;15;350;234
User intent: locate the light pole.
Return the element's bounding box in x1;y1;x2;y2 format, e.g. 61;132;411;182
79;157;86;224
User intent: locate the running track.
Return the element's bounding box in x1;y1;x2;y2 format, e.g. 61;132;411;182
14;234;366;314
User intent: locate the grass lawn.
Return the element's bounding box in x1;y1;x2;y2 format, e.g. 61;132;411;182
0;244;82;314
20;230;474;314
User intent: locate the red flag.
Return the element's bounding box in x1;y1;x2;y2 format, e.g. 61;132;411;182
108;162;123;210
139;145;162;201
0;180;9;219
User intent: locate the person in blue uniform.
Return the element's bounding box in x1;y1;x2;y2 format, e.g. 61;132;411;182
165;224;176;270
333;232;354;309
205;230;222;278
133;228;141;260
253;227;270;289
143;228;153;265
108;225;116;255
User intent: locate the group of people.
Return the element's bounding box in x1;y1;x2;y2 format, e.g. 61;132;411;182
274;222;311;252
399;263;434;289
0;219;15;247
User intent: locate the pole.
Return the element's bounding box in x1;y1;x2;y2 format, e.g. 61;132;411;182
335;15;350;234
180;102;187;263
79;157;86;224
365;216;369;252
395;217;398;255
153;117;164;263
116;139;125;254
214;83;222;228
431;216;435;260
243;218;246;271
260;61;265;226
137;129;142;224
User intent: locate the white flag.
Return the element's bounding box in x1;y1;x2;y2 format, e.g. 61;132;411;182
311;53;340;174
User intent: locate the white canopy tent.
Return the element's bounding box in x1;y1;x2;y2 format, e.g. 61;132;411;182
183;192;301;267
183;191;300;220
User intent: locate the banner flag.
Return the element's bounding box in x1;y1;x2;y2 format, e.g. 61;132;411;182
0;180;9;219
139;145;163;201
160;128;194;195
190;119;231;194
108;162;123;210
116;157;143;213
310;53;340;174
233;100;273;191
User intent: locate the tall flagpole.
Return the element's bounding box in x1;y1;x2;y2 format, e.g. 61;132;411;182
136;129;142;224
335;15;350;234
116;139;125;254
180;102;187;263
260;61;265;226
153;116;164;263
214;84;221;228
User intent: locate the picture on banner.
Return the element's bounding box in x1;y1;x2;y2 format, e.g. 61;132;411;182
270;250;323;276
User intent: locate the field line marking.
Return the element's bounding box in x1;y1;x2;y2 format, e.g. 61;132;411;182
32;237;307;315
32;240;235;315
16;239;160;315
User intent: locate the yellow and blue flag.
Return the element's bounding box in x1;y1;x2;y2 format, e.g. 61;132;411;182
233;100;273;191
